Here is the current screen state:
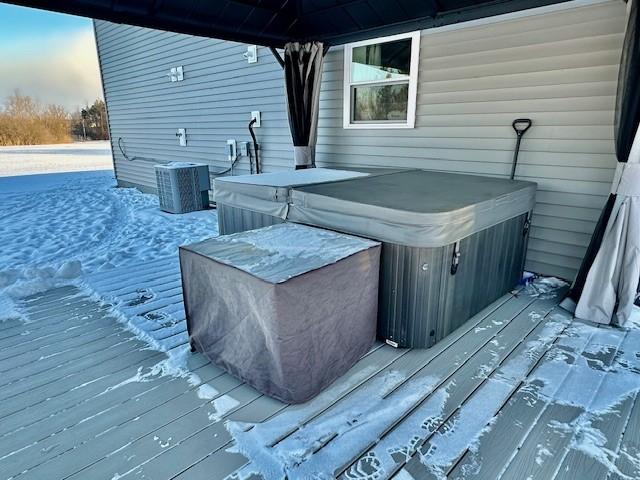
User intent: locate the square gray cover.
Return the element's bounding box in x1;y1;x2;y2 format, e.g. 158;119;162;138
179;224;381;403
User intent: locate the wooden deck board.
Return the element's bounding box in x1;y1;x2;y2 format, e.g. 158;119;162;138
1;335;138;395
0;298;90;332
79;342;403;480
0;268;630;480
0;348;165;433
0;367;218;478
0;321;127;372
553;329;640;480
175;292;538;480
611;393;640;479
397;302;570;480
0;306;109;343
447;308;583;479
4;367;234;479
0;334;139;398
337;291;565;480
0;302;106;343
497;326;627;480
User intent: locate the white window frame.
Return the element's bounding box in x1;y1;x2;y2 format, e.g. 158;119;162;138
343;31;421;129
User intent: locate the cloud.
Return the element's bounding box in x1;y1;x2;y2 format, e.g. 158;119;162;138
0;28;103;111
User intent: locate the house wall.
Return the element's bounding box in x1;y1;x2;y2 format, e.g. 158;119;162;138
94;0;627;280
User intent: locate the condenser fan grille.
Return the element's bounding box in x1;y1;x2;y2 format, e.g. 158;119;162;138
155;163;210;214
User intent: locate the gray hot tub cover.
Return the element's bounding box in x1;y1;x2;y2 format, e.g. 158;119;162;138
213;168;369;219
179;223;381;403
288;170;537;248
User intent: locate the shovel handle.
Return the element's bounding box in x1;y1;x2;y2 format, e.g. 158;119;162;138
510;118;532;180
513;118;532;136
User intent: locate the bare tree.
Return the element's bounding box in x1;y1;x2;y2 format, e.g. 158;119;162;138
0;91;72;146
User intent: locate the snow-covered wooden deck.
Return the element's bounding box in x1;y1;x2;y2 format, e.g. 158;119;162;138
1;260;639;480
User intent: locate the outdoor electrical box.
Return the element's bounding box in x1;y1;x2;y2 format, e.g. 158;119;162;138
239;142;250;157
244;45;258;63
251;111;261;127
177;128;187;146
169;66;184;82
227;139;237;161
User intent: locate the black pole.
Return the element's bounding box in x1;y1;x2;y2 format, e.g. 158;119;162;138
269;47;285;69
248;118;260;174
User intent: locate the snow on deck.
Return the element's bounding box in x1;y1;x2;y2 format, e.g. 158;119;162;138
2;170;640;479
3;266;640;480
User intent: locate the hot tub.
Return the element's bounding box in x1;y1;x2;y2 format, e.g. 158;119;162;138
213;168;371;235
288;170;537;348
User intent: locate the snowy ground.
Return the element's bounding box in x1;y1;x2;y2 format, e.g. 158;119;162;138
0;141;113;177
0;170;218;322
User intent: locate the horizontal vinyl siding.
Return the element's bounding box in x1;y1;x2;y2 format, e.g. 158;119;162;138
95;0;627;281
94;19;291;191
316;0;625;281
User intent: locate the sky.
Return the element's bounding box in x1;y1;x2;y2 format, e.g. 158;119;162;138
0;3;103;111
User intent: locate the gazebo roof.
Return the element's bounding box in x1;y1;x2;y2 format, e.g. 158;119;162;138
4;0;569;46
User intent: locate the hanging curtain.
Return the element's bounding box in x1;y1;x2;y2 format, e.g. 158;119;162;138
564;0;640;325
283;42;325;170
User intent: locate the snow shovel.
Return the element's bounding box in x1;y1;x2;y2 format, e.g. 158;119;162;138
510;118;532;180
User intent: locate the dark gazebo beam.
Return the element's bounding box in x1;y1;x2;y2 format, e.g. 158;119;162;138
302;0;570;45
0;0;571;47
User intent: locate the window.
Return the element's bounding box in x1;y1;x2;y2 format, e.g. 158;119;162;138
343;31;420;129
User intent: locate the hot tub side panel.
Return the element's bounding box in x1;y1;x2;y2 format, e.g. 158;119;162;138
379;213;529;348
438;212;529;342
378;242;445;348
217;203;284;235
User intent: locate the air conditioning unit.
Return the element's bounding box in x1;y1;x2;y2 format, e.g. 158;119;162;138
155;162;210;214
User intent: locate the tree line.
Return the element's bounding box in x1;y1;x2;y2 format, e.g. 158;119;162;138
0;91;109;146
